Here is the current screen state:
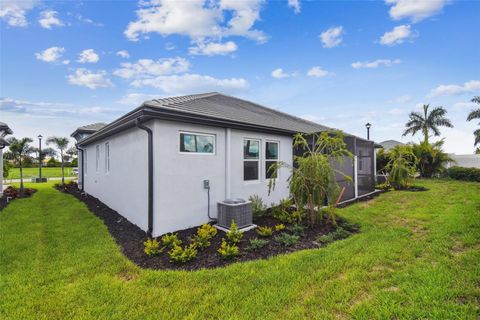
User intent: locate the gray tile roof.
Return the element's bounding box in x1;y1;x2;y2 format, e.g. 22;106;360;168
76;122;107;132
0;121;12;134
144;92;331;134
379;140;405;151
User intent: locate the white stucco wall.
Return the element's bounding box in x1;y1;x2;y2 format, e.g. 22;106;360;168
83;125;149;231
447;154;480;169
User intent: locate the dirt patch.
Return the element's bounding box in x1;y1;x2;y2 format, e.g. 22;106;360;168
0;186;37;211
58;183;361;271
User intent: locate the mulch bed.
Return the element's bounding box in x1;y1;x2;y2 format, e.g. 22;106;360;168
0;186;37;211
59;182;363;271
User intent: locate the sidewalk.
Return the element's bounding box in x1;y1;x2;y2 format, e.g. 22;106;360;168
2;176;76;188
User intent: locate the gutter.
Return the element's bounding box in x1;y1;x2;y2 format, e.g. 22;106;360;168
135;117;154;237
75;144;84;191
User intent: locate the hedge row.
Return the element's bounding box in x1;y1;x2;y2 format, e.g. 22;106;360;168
445;166;480;182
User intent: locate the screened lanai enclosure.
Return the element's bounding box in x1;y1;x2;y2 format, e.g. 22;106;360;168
293;134;376;204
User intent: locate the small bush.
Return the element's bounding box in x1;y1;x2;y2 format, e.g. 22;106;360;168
218;239;239;259
316;234;334;245
274;224;286;231
275;233;300;246
256;226;273;237
249;195;267;218
168;244;197;263
445;166;480;182
340;221;361;233
332;227;351;240
143;238;161;256
191;224;218;250
198;223;218;238
246;238;269;251
226;221;243;244
161;233;182;248
289;224;305;237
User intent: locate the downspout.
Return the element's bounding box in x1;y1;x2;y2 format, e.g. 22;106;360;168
135;118;154;237
75;144;84;191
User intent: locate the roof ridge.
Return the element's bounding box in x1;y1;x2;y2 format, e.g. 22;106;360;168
150;92;219;107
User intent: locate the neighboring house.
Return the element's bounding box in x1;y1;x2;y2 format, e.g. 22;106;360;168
378;140;405;151
72;93;376;237
0;122;13;195
446;154;480;169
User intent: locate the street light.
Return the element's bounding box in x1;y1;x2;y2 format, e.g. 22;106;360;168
365;123;372;140
38;134;43;181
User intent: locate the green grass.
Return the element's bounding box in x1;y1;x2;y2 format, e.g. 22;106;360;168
4;167;75;180
1;180;479;319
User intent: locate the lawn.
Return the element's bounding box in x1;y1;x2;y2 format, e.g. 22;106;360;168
1;180;479;319
3;167;76;180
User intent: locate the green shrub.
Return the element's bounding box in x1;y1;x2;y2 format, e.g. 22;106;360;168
332;227;351;240
386;145;417;190
256;226;273;237
143;238;161;256
226;221;243;244
191;224;218;250
316;234;334;245
275;233;300;246
246;238;269;251
218;239;239;259
168;244;197;263
249;195;267;218
161;233;182;248
198;223;218;238
274;224;286;231
289;224;305;237
446;166;480;182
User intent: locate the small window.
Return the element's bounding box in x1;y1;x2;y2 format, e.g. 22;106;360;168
105;142;110;173
244;139;260;181
265;141;279;179
84;149;88;175
95;145;100;173
180;132;215;154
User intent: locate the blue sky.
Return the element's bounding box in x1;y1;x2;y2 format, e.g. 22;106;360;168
1;0;479;153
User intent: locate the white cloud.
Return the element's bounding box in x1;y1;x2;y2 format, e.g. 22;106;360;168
189;41;237;56
271;68;290;79
388;95;413;104
428;80;480;97
117;93;160;105
351;59;401;69
35;46;67;64
386;0;448;22
0;0;38;27
124;0;266;43
77;49;100;63
114;57;190;79
38;10;63;29
288;0;301;14
130;73;249;95
75;14;103;27
319;26;343;48
379;24;414;46
165;42;175;51
307;66;331;78
116;50;130;58
67;68;114;89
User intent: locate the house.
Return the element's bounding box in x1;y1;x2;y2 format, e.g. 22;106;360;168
378;139;405;151
0;122;13;195
446;154;480;169
72;93;376;237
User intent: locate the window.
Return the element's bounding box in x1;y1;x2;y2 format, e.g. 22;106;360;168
243;139;260;181
265;141;279;179
95;145;100;173
84;149;88;175
105;142;110;173
180;132;215;154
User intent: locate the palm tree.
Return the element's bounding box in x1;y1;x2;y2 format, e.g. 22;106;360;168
403;104;453;144
467;96;480;147
7;137;35;194
47;136;70;186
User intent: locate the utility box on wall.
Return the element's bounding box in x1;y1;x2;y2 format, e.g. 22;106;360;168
217;199;252;229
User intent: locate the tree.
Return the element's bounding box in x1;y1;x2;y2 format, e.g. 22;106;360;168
46;136;70;186
7;137;35;193
467;96;480;147
403;104;453;144
386;145;417;190
269;131;352;226
412;140;452;178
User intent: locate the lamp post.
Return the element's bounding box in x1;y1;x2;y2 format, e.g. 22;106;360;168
365;123;372;140
38;134;43;181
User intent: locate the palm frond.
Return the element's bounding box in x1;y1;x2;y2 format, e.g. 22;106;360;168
467;109;480;121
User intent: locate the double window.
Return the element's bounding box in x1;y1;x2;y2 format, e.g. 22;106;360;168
180;132;215;154
265;141;279;179
243;139;260;181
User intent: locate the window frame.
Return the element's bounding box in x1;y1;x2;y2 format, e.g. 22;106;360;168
95;145;100;173
179;131;216;155
105;142;110;174
84;149;88;175
265;140;280;180
243;138;261;182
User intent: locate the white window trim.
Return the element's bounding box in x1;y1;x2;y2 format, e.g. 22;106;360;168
95;145;100;173
105;142;110;174
265;140;280;180
243;138;261;183
179;131;216;155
